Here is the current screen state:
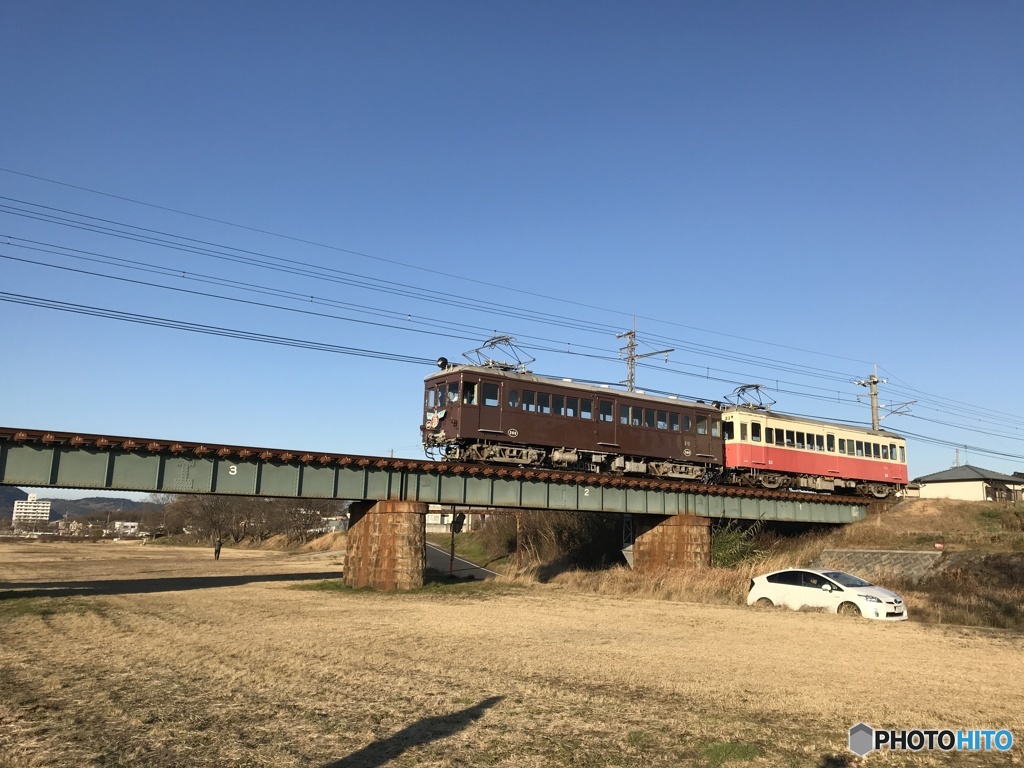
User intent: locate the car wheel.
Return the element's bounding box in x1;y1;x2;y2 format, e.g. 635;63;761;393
755;597;774;608
838;602;861;617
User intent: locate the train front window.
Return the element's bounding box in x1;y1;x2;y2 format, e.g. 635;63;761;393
696;416;708;435
427;388;436;408
711;420;720;437
482;383;499;407
581;399;593;420
448;383;459;404
740;423;747;441
463;383;477;405
900;446;905;462
438;384;447;406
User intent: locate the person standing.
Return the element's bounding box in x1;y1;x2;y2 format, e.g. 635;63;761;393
214;537;222;560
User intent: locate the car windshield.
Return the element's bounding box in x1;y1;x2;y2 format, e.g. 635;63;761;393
822;571;872;588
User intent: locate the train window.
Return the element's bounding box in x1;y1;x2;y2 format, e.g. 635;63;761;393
751;423;761;443
448;383;459;403
670;413;680;431
523;390;535;412
553;395;565;416
776;430;785;446
438;384;447;406
827;434;835;452
838;439;846;454
508;390;520;409
872;443;881;459
696;416;708;435
766;427;774;443
538;393;551;414
619;405;629;425
427;388;436;408
600;401;613;422
683;415;692;432
855;441;864;457
785;430;795;447
796;432;805;449
631;406;643;426
712;420;720;437
645;409;656;428
463;383;477;405
723;421;734;440
881;445;889;460
656;410;668;429
740;423;748;441
566;397;577;418
815;435;824;451
580;400;593;420
899;446;905;462
483;383;499;407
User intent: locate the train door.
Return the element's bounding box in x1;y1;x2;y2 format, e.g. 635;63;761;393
477;379;503;436
596;398;617;451
747;416;767;468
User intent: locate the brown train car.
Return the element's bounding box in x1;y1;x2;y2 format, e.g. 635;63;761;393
422;363;724;480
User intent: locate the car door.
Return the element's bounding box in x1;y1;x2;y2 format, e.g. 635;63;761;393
798;572;834;610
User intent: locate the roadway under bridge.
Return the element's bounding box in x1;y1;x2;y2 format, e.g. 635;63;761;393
1;426;869;590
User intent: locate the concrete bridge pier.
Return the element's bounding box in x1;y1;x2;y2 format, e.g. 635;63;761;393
344;500;427;590
632;514;711;572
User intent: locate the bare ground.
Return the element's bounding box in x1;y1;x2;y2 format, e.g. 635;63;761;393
0;541;1021;767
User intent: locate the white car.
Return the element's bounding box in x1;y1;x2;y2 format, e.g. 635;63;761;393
747;568;908;621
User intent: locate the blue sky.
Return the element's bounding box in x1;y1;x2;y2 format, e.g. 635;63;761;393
2;2;1022;499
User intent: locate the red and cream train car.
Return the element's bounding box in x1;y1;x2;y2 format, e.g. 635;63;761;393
721;407;907;498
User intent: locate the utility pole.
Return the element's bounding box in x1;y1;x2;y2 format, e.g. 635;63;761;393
854;364;887;431
616;318;672;392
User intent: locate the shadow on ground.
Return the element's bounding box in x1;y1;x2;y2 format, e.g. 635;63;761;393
0;572;344;599
321;696;504;768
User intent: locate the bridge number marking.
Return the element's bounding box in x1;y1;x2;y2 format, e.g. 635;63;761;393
584;488;590;497
229;465;238;476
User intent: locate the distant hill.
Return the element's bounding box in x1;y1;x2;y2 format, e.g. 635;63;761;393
48;497;163;520
0;486;30;515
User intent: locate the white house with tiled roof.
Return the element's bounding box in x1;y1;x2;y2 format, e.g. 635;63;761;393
913;465;1024;502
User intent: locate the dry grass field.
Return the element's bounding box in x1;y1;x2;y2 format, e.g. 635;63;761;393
1;540;1022;767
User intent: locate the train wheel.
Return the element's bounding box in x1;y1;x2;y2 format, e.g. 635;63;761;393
758;475;784;490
